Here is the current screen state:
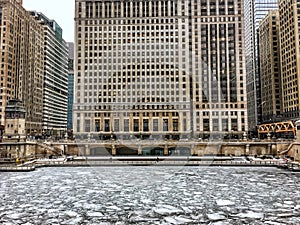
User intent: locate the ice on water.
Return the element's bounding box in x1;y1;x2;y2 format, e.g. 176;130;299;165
0;167;300;224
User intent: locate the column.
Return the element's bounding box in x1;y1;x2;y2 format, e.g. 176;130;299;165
138;145;142;155
164;145;168;156
85;144;90;156
111;144;116;156
245;144;250;155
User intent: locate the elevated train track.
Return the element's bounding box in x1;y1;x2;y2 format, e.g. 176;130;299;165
258;121;296;139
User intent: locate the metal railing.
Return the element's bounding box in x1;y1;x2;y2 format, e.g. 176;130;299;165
36;159;283;166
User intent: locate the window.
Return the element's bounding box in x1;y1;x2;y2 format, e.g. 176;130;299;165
134;119;139;132
153;119;159;131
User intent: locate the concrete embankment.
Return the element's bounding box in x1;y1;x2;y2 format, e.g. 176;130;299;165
1;158;299;172
0;165;35;172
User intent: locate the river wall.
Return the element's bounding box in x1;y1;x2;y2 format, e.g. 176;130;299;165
0;140;294;159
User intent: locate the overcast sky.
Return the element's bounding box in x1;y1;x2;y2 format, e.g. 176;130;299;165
23;0;74;42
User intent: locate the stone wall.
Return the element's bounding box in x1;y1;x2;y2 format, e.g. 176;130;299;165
0;141;294;159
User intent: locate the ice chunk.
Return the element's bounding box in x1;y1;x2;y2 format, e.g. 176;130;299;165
107;205;121;211
165;217;178;224
153;205;183;215
141;199;152;204
216;184;228;187
236;211;264;219
129;215;158;222
277;213;295;218
207;213;226;221
6;212;23;219
62;217;82;225
64;211;78;217
48;209;59;213
264;222;284;225
211;222;232;225
87;212;104;217
165;216;193;224
216;200;235;206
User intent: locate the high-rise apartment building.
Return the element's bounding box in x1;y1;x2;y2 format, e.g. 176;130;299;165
31;12;69;137
278;0;300;120
244;0;277;131
0;0;44;135
67;42;74;130
258;10;282;123
74;0;247;140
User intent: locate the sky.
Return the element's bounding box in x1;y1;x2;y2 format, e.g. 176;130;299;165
23;0;74;42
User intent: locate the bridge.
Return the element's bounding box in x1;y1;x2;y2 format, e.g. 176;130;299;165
258;121;296;139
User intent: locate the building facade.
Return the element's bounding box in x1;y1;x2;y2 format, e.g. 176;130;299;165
67;42;74;130
74;0;248;140
258;10;282;123
244;0;277;131
0;0;44;135
31;12;69;137
278;0;300;120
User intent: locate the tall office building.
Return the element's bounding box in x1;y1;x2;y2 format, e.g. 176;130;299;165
244;0;277;131
0;0;44;135
278;0;300;120
67;42;74;130
258;10;282;123
31;12;69;137
74;0;247;140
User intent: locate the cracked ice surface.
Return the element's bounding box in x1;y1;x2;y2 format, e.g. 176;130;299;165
0;167;300;224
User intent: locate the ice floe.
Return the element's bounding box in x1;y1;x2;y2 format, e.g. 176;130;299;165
64;211;79;217
153;205;183;215
164;216;193;224
236;211;264;219
207;213;227;221
216;199;235;206
87;212;104;217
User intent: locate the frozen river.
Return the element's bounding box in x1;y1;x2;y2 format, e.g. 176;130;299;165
0;166;300;225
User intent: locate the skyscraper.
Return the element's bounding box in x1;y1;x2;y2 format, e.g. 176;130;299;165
31;12;69;137
278;0;300;120
74;0;247;140
258;10;281;123
0;0;44;135
244;0;277;131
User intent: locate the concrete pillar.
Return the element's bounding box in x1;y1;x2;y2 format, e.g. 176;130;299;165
111;144;116;156
245;144;250;155
164;145;168;156
138;145;142;155
85;144;90;156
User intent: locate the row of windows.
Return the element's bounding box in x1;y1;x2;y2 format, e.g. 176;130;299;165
75;103;189;111
78;0;241;19
92;111;180;117
80;1;179;19
76;116;246;133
